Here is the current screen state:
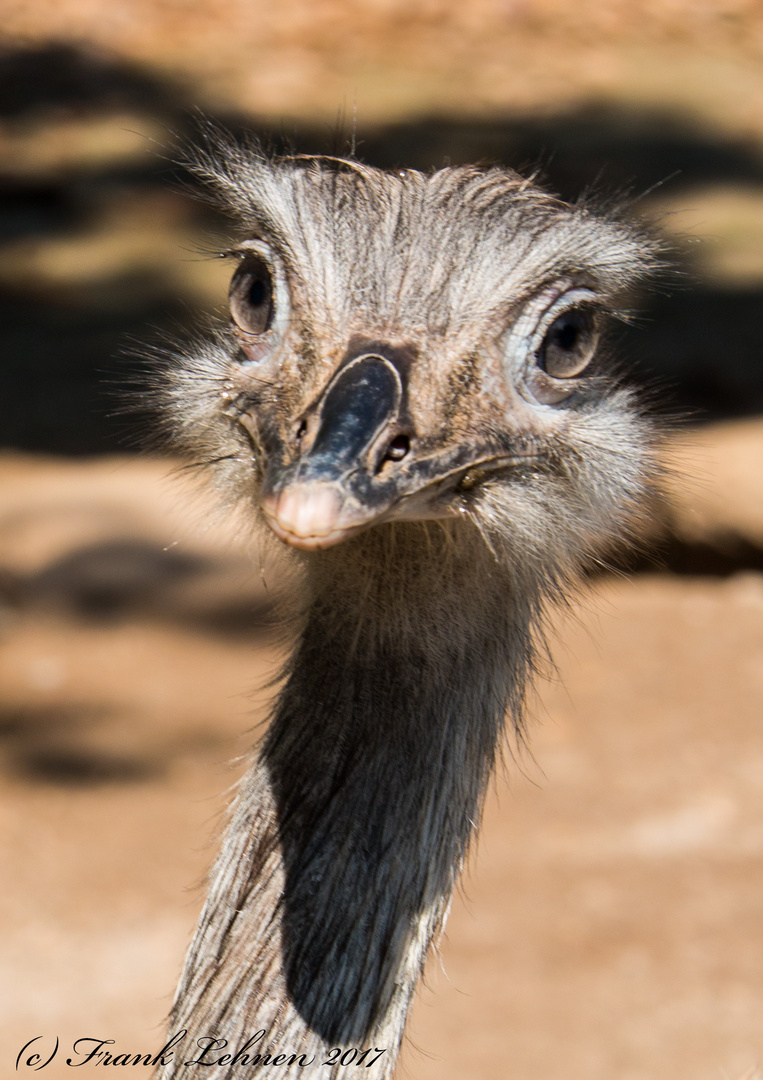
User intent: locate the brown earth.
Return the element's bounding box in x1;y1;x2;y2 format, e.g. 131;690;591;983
1;423;763;1080
4;0;763;137
2;2;763;1077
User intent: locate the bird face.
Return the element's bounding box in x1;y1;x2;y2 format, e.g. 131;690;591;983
170;154;658;562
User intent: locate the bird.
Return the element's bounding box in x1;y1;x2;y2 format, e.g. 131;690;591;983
152;133;660;1079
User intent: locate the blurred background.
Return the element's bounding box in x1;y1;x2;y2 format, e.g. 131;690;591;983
2;3;763;1079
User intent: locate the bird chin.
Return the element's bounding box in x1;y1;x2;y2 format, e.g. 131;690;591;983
260;483;458;551
261;483;384;550
262;512;368;551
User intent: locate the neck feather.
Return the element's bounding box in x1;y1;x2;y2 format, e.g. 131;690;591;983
160;522;538;1078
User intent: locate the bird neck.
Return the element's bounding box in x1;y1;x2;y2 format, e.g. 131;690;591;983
267;523;532;1042
165;522;535;1077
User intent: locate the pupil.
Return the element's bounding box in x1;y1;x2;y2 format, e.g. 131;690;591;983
553;316;580;352
249;277;269;308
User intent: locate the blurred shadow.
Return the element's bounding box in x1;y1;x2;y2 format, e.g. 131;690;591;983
3;537;279;636
354;111;763;198
0;42;180;120
616;532;763;578
0;702;160;785
2;43;763;453
19;744;159;785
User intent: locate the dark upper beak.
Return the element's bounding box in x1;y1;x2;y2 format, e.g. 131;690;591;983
261;353;406;549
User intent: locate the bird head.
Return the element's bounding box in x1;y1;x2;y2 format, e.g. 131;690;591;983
164;143;660;574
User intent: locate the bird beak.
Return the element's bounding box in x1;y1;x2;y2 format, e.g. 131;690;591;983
261;354;406;549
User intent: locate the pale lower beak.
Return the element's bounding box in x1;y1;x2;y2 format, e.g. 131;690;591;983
262;482;361;550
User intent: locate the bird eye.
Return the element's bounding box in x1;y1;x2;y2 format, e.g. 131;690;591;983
229;256;274;336
537;307;598;378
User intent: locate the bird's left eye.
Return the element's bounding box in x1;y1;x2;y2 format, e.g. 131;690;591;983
537;307;598;378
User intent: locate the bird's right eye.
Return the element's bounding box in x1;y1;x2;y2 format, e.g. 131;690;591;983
229;256;275;336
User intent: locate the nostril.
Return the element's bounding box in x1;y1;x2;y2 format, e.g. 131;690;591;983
384;434;410;463
295;419;307;441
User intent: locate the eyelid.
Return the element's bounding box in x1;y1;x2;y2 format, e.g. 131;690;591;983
534;287;600;337
232;239;274;256
505;285;598;362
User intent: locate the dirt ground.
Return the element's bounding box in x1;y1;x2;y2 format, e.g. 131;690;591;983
0;423;762;1080
4;0;763;136
2;2;763;1077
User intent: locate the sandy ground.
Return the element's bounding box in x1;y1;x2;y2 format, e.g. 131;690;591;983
4;0;763;138
0;423;762;1080
2;3;763;1075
